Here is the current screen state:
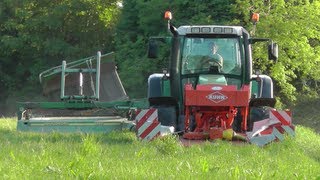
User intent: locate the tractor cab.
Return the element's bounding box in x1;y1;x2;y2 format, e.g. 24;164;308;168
180;35;243;89
148;25;252;105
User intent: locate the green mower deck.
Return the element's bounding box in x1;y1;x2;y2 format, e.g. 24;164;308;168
17;100;148;133
17;51;148;133
17;116;134;133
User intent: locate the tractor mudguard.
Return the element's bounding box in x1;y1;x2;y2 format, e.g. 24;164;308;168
148;73;164;98
148;73;170;99
249;98;276;107
251;75;274;97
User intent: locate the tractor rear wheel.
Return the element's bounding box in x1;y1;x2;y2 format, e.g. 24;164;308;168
248;106;271;131
152;105;177;127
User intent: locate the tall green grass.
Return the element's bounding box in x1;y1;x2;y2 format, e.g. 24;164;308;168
293;97;320;133
0;118;319;179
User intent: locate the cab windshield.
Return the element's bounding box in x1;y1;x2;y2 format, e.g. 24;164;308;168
181;37;243;76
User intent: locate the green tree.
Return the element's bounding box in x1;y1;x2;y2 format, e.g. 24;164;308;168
115;0;170;97
0;0;120;102
232;0;320;104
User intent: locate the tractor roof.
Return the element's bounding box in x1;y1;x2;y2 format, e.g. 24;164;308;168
177;25;244;36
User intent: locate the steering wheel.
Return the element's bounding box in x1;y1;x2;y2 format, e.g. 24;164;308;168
184;55;200;71
200;56;223;69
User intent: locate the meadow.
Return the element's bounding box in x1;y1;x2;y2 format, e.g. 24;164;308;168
0;117;319;179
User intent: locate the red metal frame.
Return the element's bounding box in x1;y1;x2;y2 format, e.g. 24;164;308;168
183;83;250;140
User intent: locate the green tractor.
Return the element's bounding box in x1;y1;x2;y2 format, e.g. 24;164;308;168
146;11;281;140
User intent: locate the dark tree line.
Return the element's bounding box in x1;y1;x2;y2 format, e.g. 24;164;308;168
0;0;319;115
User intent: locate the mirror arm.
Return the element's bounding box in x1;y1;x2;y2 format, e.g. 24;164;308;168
169;22;178;36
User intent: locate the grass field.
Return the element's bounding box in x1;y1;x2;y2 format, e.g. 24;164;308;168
0;117;319;179
293;98;320;133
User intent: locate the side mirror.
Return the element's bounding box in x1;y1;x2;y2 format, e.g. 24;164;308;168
268;42;278;61
147;40;158;58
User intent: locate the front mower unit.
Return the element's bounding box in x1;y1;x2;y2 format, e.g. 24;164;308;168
181;83;295;145
17;51;148;133
183;83;250;140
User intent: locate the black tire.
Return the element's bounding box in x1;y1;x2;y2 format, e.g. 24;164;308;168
177;115;195;132
189;115;196;132
232;109;242;132
152;105;177;127
177;115;185;132
248;106;271;131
